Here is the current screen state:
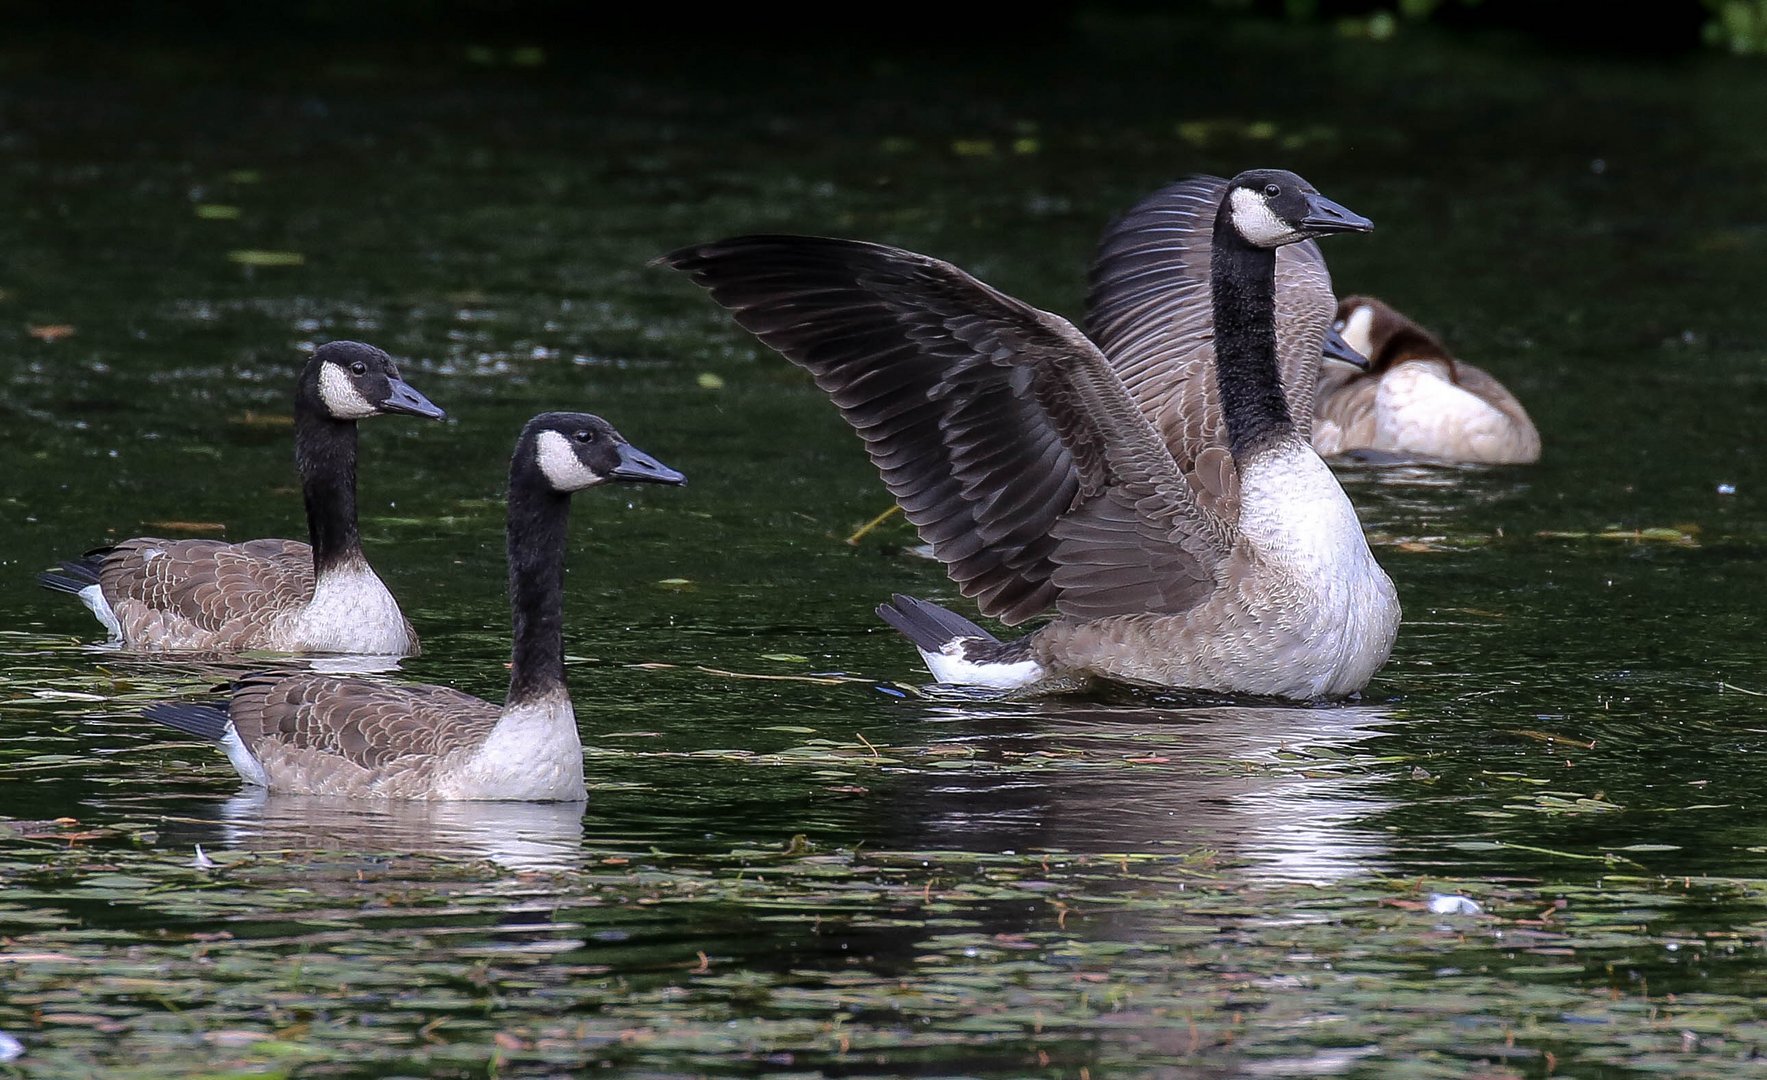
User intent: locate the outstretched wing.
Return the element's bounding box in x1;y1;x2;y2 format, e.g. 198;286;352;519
230;672;502;781
97;537;314;632
663;235;1230;623
1086;175;1337;521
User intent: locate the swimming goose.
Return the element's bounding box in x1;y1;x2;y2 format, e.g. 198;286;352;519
664;169;1399;699
38;341;444;655
142;412;685;800
1312;294;1541;464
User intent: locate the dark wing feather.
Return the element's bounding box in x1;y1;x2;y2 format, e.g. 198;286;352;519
97;538;313;632
1085;176;1337;522
230;673;501;778
663;235;1228;622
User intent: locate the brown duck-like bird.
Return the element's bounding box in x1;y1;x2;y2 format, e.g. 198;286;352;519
664;169;1399;699
39;341;445;655
142;412;686;800
1312;295;1541;464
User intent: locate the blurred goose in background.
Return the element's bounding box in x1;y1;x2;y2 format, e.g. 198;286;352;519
143;412;685;801
665;169;1397;699
1312;294;1541;464
38;341;445;655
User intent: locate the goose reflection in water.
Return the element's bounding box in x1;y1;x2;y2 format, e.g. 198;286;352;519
210;790;586;874
887;700;1398;884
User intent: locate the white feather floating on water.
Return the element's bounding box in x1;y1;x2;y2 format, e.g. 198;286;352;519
1427;893;1482;916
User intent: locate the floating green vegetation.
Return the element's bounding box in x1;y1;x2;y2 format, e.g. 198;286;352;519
3;829;1767;1077
1536;526;1702;548
1174;117;1342;151
225;250;305;268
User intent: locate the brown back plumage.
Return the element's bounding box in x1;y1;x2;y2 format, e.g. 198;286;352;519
230;672;503;786
663;236;1231;625
1086;176;1339;523
97;538;315;647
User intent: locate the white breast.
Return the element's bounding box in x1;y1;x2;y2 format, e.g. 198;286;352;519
281;561;414;654
441;695;587;801
1237;441;1375;582
1235;440;1400;698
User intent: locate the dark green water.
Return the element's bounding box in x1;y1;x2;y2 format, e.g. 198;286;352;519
3;14;1767;1078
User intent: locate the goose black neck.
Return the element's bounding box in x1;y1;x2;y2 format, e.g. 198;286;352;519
1211;209;1295;460
293;395;363;573
504;474;572;708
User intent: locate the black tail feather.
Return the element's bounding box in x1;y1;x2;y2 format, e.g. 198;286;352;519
876;593;998;652
37;557;103;596
143;703;230;743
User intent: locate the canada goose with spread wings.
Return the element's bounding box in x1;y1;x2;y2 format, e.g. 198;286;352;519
664;169;1398;699
39;341;444;656
143;412;685;800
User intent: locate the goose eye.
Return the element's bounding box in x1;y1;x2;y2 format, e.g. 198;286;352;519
572;429;594;444
350;361;368;376
1264;184;1281;198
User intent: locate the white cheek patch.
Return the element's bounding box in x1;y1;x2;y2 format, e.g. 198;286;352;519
1229;188;1302;248
535;429;602;491
318;362;379;419
1340;304;1376;357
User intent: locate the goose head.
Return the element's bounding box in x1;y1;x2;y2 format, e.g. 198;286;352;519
521;411;686;493
1224;169;1373;248
303;341;446;422
1333;295;1448;374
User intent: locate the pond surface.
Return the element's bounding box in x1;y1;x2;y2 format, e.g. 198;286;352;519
3;13;1767;1078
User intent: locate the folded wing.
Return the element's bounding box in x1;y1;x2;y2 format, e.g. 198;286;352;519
230;673;502;781
96;538;314;632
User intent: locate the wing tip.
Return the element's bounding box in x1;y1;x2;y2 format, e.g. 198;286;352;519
143;702;231;743
876;593;999;652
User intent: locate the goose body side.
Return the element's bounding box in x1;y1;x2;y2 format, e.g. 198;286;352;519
190;679;584;800
665;169;1398;699
39;341;443;655
1030;441;1396;697
142;413;686;800
1312;295;1541;464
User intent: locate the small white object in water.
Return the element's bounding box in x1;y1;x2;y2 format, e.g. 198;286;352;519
1427;893;1482;915
192;844;218;870
0;1031;23;1061
1717;483;1737;496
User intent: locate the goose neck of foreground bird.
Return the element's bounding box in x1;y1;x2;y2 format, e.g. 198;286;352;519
503;473;572;709
293;397;364;574
1210;209;1295;460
